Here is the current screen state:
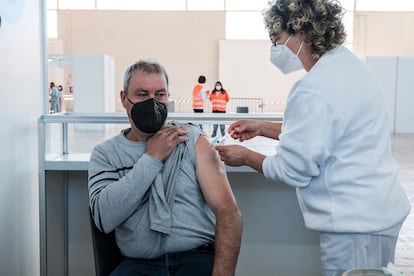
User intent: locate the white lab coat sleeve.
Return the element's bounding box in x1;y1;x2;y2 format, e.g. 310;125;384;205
262;90;344;188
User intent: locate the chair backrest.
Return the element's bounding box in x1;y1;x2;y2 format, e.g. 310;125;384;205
89;210;124;276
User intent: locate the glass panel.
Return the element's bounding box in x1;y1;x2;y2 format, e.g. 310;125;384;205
47;10;57;38
44;122;130;158
45;123;63;159
226;0;270;11
187;0;224;10
226;11;268;39
97;0;185;10
58;0;95;10
356;0;414;11
67;123;128;154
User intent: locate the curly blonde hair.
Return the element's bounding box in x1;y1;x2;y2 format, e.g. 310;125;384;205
263;0;346;61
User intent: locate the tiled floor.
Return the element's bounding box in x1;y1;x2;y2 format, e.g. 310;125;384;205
393;134;414;274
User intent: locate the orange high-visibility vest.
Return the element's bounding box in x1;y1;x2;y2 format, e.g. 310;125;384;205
210;90;229;112
192;84;205;109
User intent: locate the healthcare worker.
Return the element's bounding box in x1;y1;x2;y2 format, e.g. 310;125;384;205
215;0;410;275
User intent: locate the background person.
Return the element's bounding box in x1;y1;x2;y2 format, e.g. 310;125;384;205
192;75;210;129
57;84;64;112
210;81;229;138
88;59;242;276
215;0;410;275
49;81;59;113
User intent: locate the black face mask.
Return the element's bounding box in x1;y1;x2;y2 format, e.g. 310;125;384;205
128;97;168;134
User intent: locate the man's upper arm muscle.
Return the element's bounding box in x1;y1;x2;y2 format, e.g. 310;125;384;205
195;135;237;213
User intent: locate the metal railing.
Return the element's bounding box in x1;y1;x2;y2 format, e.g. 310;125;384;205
171;97;264;113
38;112;284;160
227;97;264;113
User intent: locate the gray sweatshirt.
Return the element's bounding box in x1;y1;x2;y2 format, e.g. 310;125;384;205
88;122;215;258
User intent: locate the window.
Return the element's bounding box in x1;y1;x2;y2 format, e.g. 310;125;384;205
47;0;57;9
97;0;185;11
226;11;268;40
47;10;57;38
47;0;414;40
58;0;95;10
356;0;414;11
225;0;270;11
186;0;224;11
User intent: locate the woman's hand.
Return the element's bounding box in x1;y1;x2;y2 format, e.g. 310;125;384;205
215;144;249;167
228;119;261;142
215;144;266;173
228;119;282;141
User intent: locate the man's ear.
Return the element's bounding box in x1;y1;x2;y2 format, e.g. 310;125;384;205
120;91;127;108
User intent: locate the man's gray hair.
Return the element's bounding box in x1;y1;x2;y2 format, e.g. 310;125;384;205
122;59;169;95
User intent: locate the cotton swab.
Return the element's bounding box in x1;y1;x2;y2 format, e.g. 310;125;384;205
210;135;220;146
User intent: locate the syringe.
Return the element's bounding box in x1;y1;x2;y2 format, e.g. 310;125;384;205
217;130;235;145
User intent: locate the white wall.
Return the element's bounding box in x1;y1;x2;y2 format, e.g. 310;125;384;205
0;0;44;275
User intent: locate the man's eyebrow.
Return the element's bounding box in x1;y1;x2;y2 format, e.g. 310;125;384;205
133;88;148;93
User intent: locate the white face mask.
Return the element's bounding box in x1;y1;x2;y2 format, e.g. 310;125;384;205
215;86;222;91
270;35;304;74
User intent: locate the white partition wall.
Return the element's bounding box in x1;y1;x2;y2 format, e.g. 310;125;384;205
365;56;398;133
72;54;116;113
219;40;305;113
0;0;44;275
365;56;414;133
395;57;414;133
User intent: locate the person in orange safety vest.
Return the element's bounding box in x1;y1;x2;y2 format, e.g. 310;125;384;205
210;81;229;137
192;75;210;129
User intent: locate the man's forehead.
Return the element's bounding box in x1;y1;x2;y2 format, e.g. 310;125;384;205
129;71;167;90
131;70;165;80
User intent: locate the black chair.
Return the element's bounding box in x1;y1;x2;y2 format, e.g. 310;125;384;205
89;210;124;276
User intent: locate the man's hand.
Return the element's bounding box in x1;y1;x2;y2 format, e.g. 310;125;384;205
146;125;188;162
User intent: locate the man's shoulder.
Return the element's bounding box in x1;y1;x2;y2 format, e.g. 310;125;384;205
169;121;203;141
93;130;126;152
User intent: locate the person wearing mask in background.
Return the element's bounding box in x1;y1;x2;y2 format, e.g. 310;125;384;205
215;0;410;275
192;75;210;129
210;81;229;138
88;59;242;276
49;81;59;113
57;85;64;113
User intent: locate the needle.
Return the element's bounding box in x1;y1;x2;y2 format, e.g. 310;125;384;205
217;130;235;145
